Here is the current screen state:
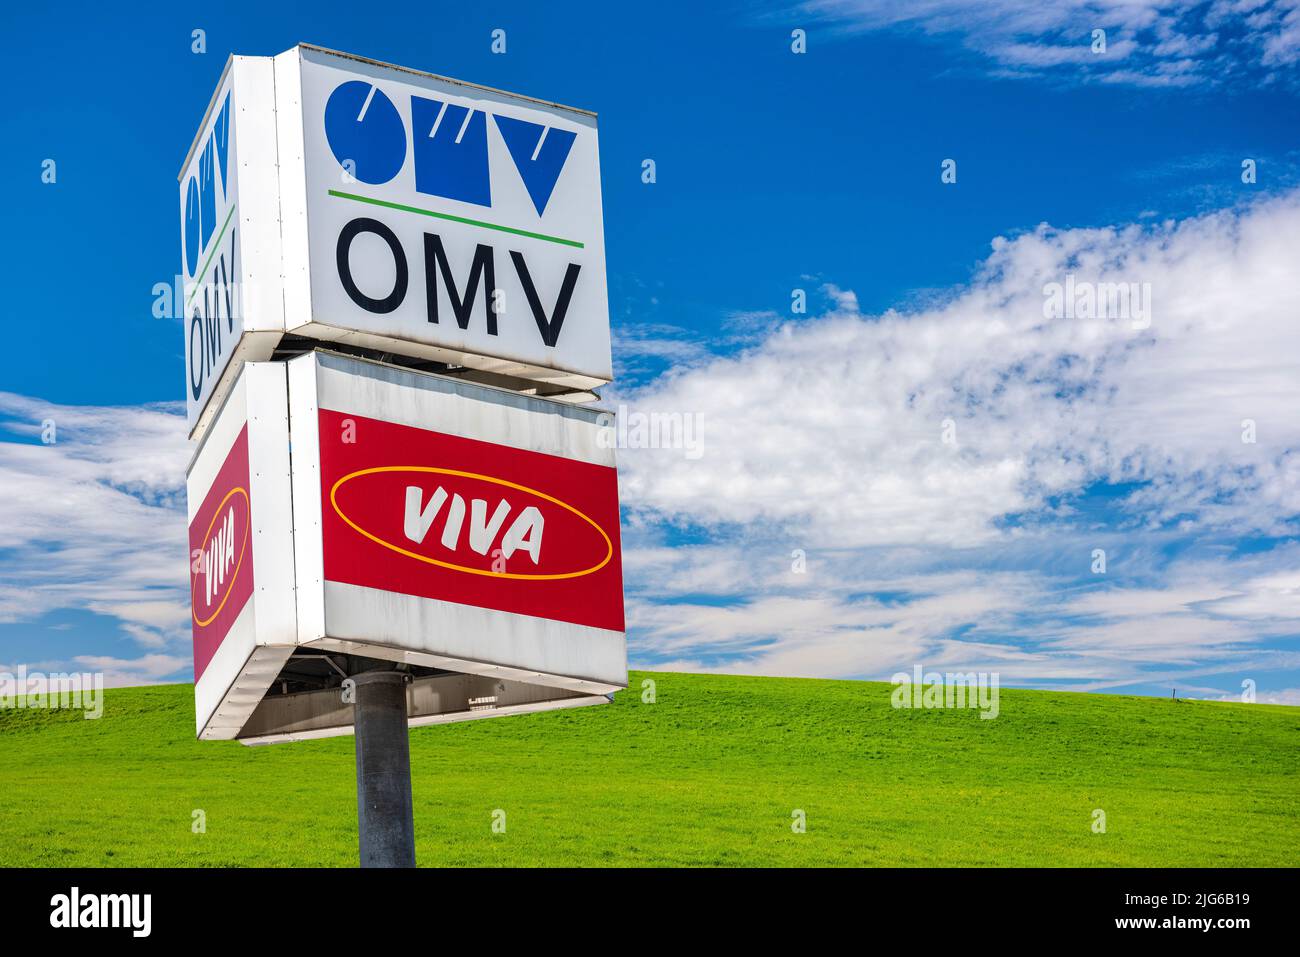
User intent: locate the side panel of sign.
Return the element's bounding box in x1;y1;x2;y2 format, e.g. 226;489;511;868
189;363;296;738
189;424;254;679
181;56;285;440
181;66;241;432
294;47;612;385
188;371;255;735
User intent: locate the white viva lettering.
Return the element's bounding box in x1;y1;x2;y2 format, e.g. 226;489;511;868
403;485;543;563
204;504;238;605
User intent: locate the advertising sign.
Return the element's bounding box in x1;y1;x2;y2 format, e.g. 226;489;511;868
179;46;611;444
186;362;297;739
188;424;253;681
292;46;612;388
319;413;624;632
187;351;626;744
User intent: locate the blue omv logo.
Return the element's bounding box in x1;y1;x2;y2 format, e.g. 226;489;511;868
323;81;576;217
183;93;232;277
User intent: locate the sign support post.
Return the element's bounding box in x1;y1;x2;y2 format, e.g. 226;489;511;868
350;666;416;867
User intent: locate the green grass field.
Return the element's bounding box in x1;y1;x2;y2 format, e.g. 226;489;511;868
1;670;1296;866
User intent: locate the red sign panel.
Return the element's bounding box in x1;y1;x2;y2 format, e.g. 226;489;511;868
319;409;624;632
189;425;254;680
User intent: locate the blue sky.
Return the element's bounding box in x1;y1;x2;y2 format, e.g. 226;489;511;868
2;0;1299;701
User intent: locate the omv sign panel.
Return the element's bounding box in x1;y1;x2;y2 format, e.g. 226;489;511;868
293;46;612;388
177;47;610;444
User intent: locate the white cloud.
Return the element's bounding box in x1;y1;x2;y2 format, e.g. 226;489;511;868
0;653;188;690
0;394;191;671
623;537;1300;686
784;0;1300;87
1256;686;1300;704
617;190;1300;687
72;654;191;687
617;191;1300;548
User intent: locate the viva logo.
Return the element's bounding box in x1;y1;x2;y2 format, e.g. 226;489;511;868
323;80;576;216
192;485;250;627
330;466;612;580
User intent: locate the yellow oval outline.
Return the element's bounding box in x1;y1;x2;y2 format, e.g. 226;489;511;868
191;486;251;627
329;466;613;581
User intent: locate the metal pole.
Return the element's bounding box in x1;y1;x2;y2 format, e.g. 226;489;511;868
350;667;416;867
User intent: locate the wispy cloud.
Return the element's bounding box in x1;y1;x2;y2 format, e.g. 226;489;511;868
0;394;191;675
617;188;1300;695
619;191;1300;544
779;0;1300;88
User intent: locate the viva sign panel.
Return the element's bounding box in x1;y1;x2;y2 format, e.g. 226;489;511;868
180;47;625;744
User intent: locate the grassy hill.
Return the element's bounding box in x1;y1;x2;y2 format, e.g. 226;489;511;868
1;670;1296;866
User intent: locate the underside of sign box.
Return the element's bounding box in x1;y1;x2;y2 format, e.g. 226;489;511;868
187;350;626;744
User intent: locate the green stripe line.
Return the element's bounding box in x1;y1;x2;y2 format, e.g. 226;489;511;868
328;190;584;249
184;203;238;307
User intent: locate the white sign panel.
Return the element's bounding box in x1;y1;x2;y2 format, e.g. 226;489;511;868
178;57;286;440
186;361;297;740
179;68;241;432
291;46;612;386
188;351;626;744
178;46;611;444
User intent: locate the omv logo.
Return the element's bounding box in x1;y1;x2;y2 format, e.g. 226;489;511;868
183;93;232;278
323;80;576;216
